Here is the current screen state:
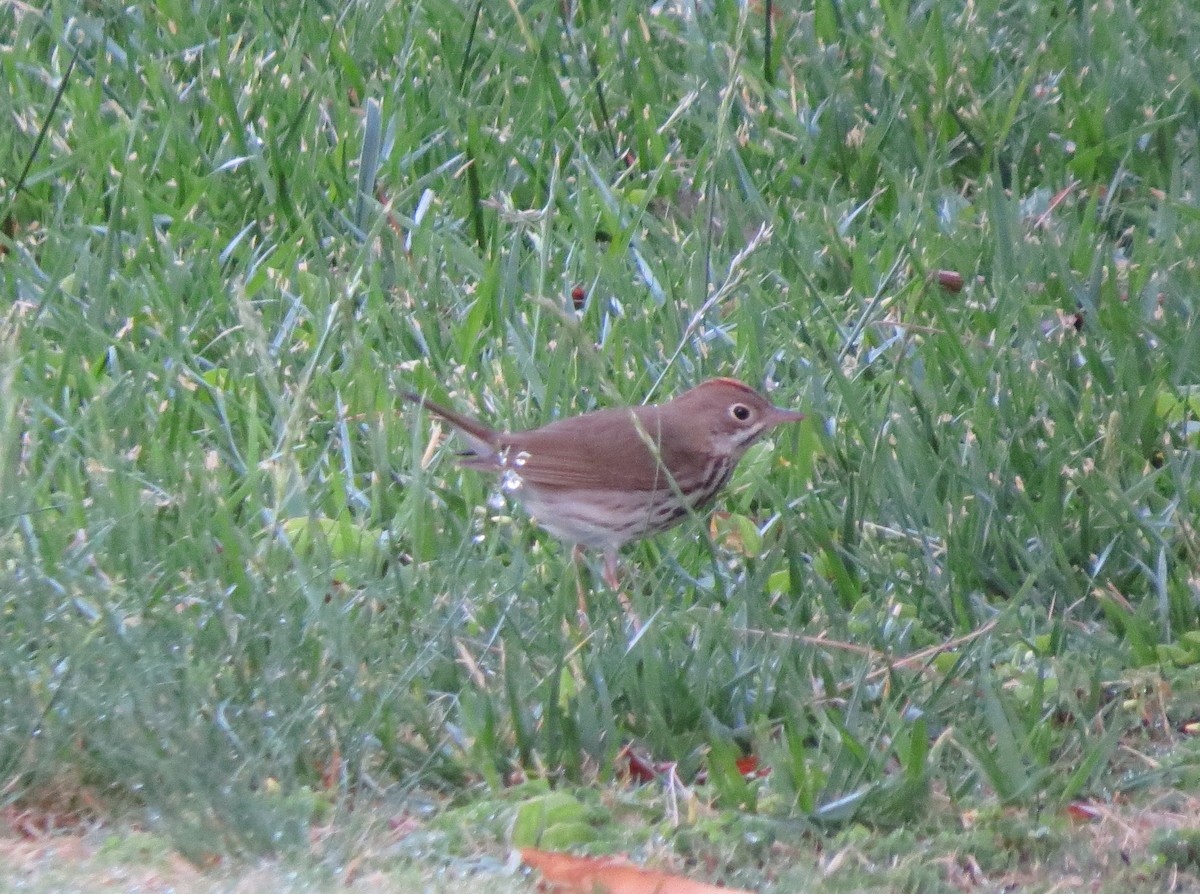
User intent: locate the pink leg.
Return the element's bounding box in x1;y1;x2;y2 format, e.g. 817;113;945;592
604;550;641;630
573;545;590;620
602;550;621;590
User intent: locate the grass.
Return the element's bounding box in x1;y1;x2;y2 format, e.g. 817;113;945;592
3;0;1200;889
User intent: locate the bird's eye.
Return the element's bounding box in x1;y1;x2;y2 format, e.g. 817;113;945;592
730;404;752;421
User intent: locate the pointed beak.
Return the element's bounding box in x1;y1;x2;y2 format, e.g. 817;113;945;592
767;405;806;426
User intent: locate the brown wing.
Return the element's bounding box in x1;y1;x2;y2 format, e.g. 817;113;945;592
499;406;706;492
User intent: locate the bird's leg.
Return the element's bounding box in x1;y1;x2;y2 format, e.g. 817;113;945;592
602;549;621;591
603;549;641;632
572;544;590;623
569;547;639;631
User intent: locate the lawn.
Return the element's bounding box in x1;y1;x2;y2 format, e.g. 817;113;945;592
3;0;1200;890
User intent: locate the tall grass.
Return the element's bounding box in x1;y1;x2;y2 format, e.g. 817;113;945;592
2;0;1199;859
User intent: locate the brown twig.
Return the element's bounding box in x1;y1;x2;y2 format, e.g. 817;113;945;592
741;618;1000;683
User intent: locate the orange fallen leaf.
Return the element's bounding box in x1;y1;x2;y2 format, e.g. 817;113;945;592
521;849;753;894
735;755;770;780
695;754;769;786
1064;801;1102;823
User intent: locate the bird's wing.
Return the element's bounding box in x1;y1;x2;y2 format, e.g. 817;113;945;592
501;407;702;492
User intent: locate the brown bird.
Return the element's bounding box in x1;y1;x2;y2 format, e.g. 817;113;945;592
404;377;804;588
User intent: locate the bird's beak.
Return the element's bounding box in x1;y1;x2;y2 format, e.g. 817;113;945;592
767;406;806;426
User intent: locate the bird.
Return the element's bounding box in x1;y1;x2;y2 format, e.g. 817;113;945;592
403;377;804;589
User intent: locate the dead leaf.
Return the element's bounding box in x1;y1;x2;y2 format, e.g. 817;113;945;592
735;756;770;780
521;849;754;894
1065;801;1102;823
932;269;964;293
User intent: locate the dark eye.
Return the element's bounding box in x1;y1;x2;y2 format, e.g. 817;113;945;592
731;404;752;421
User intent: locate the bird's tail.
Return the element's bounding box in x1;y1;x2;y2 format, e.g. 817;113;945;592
402;391;501;464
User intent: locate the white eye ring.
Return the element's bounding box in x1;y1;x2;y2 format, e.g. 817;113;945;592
730;404;752;421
